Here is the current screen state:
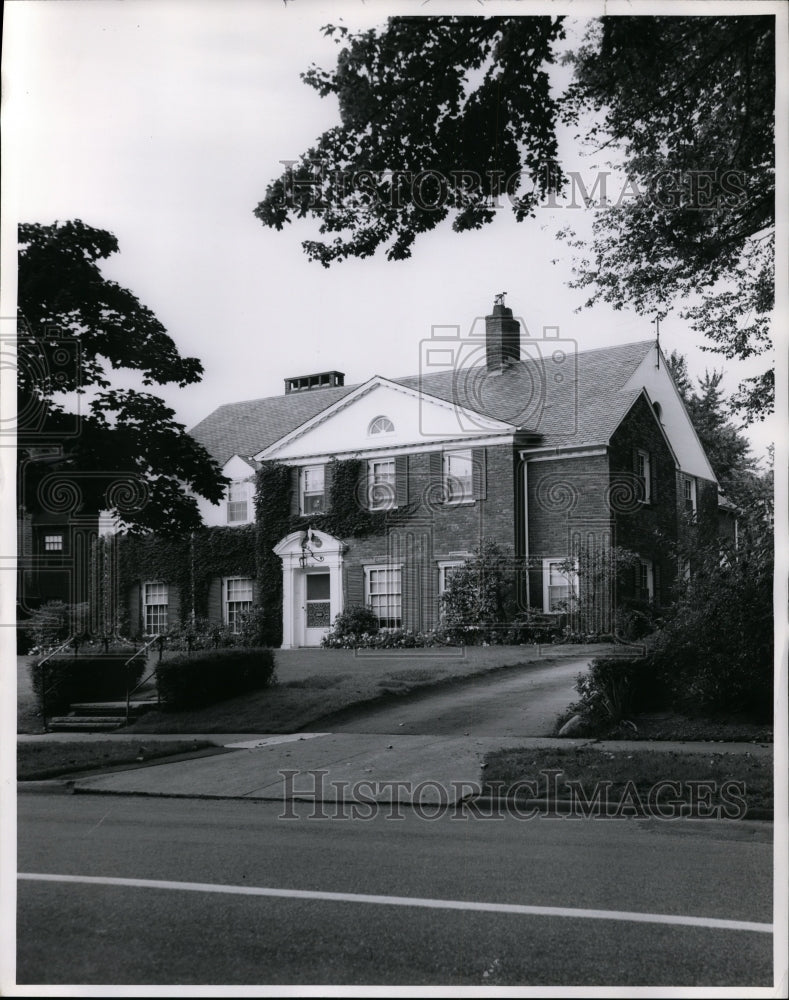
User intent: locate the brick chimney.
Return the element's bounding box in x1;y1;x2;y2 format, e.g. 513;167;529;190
485;296;520;371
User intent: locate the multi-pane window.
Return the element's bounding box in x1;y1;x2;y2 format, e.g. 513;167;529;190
43;534;63;552
638;560;654;601
144;582;169;635
368;458;395;510
636;449;652;503
682;476;696;514
438;562;465;595
301;466;325;514
366;566;402;629
444;450;473;503
225;577;253;634
368;415;394;435
543;560;578;613
227;481;251;523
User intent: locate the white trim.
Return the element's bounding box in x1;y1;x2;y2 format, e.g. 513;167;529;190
255;376;516;461
267;432;514;466
638;559;655;601
300;464;326;516
367;456;396;511
541;558;578;614
222;576;254;633
437;560;466;595
522;447;608;463
363;563;403;629
636;448;652;504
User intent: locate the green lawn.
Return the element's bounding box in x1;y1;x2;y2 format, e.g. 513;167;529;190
18;739;215;780
481;745;773;815
124;645;609;734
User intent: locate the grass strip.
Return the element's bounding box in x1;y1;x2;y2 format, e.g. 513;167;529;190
18;740;213;780
482;746;773;814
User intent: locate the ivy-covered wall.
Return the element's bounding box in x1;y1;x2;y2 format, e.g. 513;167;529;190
115;525;257;637
254;458;394;645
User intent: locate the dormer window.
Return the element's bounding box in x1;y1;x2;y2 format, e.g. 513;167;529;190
227;481;251;523
368;415;394;435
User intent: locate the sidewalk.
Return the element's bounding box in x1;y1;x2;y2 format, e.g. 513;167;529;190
17;732;774;805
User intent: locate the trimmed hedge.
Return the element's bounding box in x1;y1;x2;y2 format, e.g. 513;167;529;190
30;654;146;715
155;648;277;710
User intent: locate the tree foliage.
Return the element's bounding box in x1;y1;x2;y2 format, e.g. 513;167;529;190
666;350;772;525
255;17;566;264
256;14;774;418
563;17;774;421
17;220;227;534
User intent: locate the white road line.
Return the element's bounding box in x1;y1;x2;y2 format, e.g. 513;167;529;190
18;873;772;934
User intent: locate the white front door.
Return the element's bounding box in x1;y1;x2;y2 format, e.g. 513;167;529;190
303;571;331;646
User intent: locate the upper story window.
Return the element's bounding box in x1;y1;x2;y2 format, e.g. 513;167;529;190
681;475;697;514
301;465;325;515
368;415;394;435
226;481;252;524
636;449;652;504
444;449;473;503
367;458;395;510
43;533;63;552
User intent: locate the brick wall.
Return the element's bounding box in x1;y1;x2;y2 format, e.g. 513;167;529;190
339;444;519;631
609;394;680;607
525;452;611;614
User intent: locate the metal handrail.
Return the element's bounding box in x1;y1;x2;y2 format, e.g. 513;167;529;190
35;635;76;669
125;635;165;725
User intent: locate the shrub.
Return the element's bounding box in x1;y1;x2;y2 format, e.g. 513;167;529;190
571;655;668;726
23;601;90;653
29;653;146;715
164;617;236;652
648;525;773;719
155;647;276;709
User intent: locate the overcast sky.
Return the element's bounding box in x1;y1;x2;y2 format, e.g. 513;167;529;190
2;0;779;460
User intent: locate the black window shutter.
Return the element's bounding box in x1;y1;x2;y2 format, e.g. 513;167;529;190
429;451;443;484
395;455;408;507
650;453;657;504
345;565;365;608
289;467;300;517
323;461;334;513
472;448;487;500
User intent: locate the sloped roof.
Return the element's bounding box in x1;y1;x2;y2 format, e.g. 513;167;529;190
190;340;655;466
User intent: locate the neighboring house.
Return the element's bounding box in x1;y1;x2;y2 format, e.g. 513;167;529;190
118;298;725;646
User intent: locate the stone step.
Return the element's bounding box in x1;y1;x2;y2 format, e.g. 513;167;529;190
47;716;128;732
68;701;157;716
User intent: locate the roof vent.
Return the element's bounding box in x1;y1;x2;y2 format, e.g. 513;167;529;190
284;370;345;394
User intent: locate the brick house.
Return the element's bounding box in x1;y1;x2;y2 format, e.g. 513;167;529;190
121;298;720;646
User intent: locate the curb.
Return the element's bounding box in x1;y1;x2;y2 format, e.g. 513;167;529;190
465;795;773;822
18;779;75;795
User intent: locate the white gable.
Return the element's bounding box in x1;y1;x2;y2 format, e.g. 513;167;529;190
256;377;514;462
223;454;256;480
195;454;257;527
623;347;717;482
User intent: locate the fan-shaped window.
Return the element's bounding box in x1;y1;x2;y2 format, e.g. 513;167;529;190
368;415;394;435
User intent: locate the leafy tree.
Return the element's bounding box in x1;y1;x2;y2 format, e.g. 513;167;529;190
255;14;774;418
665;350;772;525
17;220;227;534
563;17;774;422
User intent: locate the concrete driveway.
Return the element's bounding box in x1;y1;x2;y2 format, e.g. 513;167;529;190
321;655;589;737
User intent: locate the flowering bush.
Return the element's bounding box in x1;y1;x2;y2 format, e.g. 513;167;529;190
322;626;447;649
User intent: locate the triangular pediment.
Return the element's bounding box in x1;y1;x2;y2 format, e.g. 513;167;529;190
255;377;515;462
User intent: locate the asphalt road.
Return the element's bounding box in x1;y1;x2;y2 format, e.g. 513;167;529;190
17;793;773;987
325;655;589;736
